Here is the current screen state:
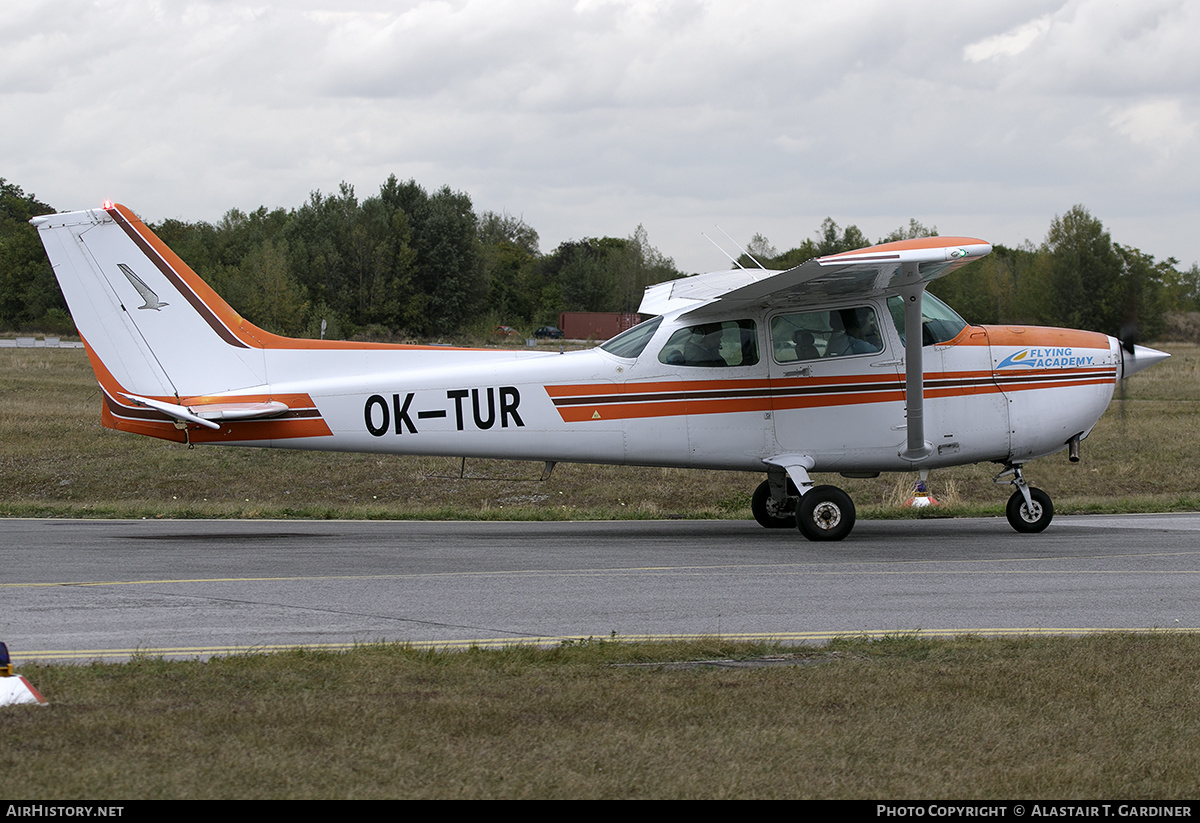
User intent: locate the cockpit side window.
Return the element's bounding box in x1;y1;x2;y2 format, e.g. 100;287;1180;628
771;306;884;362
657;319;759;368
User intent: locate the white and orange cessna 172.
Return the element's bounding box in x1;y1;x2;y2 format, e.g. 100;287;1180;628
33;203;1169;540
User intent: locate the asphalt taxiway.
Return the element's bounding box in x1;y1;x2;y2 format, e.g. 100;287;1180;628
3;514;1197;662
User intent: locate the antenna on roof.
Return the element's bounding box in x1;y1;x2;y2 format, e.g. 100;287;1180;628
716;225;767;270
701;231;744;269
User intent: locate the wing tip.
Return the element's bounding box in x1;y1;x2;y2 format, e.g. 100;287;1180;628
819;236;992;265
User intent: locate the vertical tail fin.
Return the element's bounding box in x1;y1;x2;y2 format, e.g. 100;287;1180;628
32;204;269;399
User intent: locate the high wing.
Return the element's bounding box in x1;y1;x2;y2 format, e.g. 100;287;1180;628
640;235;994;483
639;236;992;319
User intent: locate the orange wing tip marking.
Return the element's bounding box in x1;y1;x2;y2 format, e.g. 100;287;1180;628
817;237;992;269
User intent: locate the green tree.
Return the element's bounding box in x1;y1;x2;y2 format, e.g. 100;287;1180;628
1112;243;1168;342
930;243;1040;325
0;179;63;331
815;218;869;256
540;229;680;315
153;218;221;276
237;239;309;336
1161;261;1200;313
549;238;626;312
881;219;938;243
743;233;777;267
477;210;541;325
478;210;539;256
742;218;872;269
376;177;483;335
1041;205;1124;332
620;225;680;309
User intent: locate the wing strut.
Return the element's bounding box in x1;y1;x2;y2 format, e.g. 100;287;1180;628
897;267;933;463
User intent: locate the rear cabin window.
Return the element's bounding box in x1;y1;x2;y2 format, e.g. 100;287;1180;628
657;320;759;368
771;306;884;362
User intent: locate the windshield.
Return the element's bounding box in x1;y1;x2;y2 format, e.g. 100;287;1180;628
599;316;662;359
887;293;967;346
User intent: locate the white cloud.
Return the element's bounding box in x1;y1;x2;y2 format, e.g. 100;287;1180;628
1109;99;1197;159
963;14;1051;62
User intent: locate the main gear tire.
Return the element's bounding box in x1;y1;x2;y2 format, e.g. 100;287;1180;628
796;485;856;541
751;480;796;529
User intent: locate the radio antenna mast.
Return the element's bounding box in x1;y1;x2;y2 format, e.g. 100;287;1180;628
701;231;744;269
716;225;767;270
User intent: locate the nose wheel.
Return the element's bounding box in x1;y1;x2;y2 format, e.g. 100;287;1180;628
1006;487;1053;533
996;464;1054;533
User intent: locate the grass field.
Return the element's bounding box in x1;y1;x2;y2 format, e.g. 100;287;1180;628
4;634;1200;799
1;341;1198;520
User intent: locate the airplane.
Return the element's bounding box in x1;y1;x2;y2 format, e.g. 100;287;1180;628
31;202;1169;541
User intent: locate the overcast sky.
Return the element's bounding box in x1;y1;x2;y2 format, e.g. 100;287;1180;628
5;0;1198;274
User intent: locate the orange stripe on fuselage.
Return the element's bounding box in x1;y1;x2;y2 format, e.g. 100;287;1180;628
183;416;332;444
546;372;898;401
545;363;1116;423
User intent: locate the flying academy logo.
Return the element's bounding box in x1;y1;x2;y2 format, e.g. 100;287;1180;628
996;347;1096;369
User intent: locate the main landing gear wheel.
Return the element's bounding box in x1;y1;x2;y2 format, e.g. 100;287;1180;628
751;480;796;529
1006;487;1053;533
796;485;856;542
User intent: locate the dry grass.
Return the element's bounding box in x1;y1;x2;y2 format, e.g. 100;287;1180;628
2;344;1198;520
1162;312;1200;344
4;634;1199;799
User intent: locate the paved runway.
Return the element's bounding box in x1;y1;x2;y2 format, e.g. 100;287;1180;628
3;514;1198;662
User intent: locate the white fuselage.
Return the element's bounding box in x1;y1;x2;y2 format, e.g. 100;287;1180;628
220;298;1119;475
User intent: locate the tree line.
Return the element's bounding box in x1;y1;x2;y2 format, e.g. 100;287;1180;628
0;175;681;341
3;175;1198;343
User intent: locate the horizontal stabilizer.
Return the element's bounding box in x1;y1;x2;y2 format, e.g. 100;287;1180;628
121;394;221;430
189;400;291;421
120;394;291;429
